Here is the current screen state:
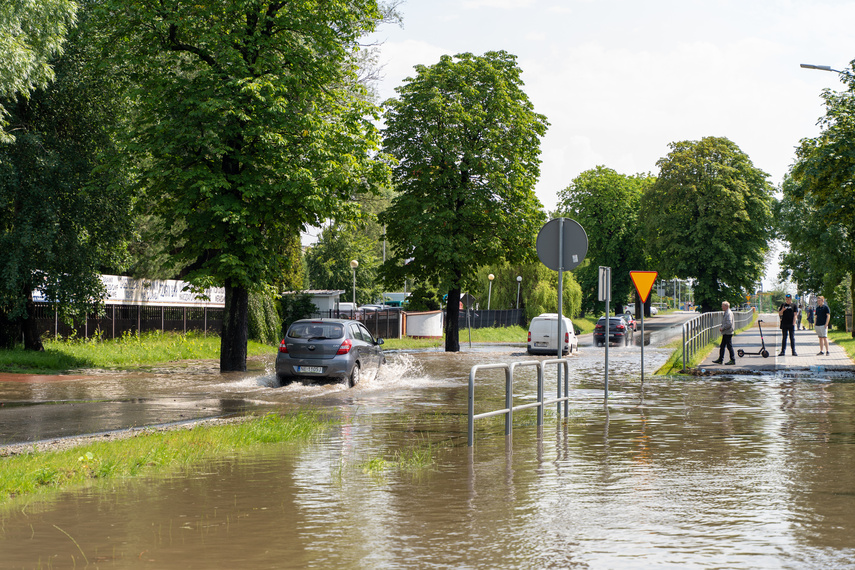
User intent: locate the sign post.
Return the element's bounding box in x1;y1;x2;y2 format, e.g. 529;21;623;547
630;270;658;384
599;266;611;400
536;218;587;417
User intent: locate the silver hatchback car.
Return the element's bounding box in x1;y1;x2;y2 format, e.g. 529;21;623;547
275;319;385;387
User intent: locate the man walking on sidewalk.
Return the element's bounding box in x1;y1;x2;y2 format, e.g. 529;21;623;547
778;294;797;356
815;296;831;355
712;301;736;365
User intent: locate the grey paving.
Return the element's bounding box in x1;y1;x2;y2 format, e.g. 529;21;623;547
700;313;855;373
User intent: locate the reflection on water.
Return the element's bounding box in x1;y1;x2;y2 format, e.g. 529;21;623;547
3;346;855;568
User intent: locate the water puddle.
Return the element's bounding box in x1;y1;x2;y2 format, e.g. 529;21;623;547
3;345;855;568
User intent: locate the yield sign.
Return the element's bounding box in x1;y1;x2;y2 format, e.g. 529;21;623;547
630;271;658;304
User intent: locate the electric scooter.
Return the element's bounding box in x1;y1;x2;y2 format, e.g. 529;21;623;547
737;319;770;358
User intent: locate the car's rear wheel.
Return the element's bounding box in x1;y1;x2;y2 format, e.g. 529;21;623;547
347;363;360;388
277;374;291;386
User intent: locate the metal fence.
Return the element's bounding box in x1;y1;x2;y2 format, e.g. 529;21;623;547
682;310;753;371
308;309;403;339
33;302;223;340
468;358;572;446
458;308;525;330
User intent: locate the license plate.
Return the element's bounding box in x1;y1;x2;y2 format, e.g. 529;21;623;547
298;366;323;374
534;342;547;347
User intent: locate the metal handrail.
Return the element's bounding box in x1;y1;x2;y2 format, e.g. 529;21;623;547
681;310;753;371
468;358;571;446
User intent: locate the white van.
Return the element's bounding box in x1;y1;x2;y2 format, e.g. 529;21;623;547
527;313;577;355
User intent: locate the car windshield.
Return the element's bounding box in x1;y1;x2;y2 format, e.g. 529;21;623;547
287;323;344;340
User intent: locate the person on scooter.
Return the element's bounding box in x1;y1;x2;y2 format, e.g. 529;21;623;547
778;294;797;356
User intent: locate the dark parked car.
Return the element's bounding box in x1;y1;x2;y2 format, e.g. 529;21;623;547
276;319;385;387
593;316;634;346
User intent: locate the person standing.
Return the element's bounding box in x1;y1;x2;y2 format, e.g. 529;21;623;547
778;293;797;356
796;303;803;330
807;304;815;330
814;296;831;355
712;301;736;365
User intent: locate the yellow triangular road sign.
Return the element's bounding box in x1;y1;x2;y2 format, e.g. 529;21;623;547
630;271;659;304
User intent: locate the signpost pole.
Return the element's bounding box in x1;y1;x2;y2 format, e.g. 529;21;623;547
599;266;611;401
630;271;659;387
557;218;564;418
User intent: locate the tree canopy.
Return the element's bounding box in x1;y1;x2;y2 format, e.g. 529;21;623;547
380;51;548;351
0;8;132;349
640;136;774;312
557;166;654;316
94;0;390;369
787;61;855;333
0;0;77;143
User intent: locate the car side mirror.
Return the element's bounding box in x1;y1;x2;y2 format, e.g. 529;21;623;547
376;338;384;345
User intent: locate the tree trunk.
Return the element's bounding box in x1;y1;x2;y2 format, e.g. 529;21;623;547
220;283;249;371
444;286;461;352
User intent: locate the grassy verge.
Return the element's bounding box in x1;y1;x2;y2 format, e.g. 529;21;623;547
0;331;273;374
829;330;855;360
382;325;528;350
0;412;333;508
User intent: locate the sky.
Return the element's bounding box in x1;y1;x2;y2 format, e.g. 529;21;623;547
346;0;854;289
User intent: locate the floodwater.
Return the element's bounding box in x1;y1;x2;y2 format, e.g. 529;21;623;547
3;342;855;568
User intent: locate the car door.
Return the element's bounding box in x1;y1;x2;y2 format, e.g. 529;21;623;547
356;323;381;370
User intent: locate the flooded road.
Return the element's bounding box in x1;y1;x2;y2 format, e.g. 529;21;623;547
3;341;855;568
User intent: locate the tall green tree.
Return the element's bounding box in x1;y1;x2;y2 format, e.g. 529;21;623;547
774;176;847;296
94;0;390;370
788;62;855;334
640;136;774;313
380;51;549;351
556;166;654;316
0;7;132;349
0;0;78;142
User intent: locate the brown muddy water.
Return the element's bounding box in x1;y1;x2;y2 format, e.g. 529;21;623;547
2;344;855;568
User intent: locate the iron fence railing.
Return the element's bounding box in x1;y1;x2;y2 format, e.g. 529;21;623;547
458;308;525;330
468;358;572;446
682;310;753;371
33;302;223;340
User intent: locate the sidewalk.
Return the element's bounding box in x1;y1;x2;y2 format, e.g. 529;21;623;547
699;314;855;373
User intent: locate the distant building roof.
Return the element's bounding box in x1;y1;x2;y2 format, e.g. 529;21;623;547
283;290;345;297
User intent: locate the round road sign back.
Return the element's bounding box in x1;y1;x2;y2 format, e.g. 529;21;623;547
536;218;588;271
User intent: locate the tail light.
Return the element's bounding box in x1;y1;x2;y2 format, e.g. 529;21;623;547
337;339;352;355
564;332;569;343
617;324;625;331
278;340;288;353
527;332;531;342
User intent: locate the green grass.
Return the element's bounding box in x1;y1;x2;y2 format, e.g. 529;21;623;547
0;412;334;507
382;325;528;350
0;330;272;373
828;330;855;360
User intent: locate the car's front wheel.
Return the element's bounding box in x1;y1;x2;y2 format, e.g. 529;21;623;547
347;363;361;388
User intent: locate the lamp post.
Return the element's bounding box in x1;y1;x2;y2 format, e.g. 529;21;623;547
800;63;843;73
350;259;358;305
516;276;522;309
487;274;494;310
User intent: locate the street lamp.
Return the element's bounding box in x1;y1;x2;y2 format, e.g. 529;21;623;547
487;273;495;310
800;63;843;73
350;259;358;305
516;276;522;309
